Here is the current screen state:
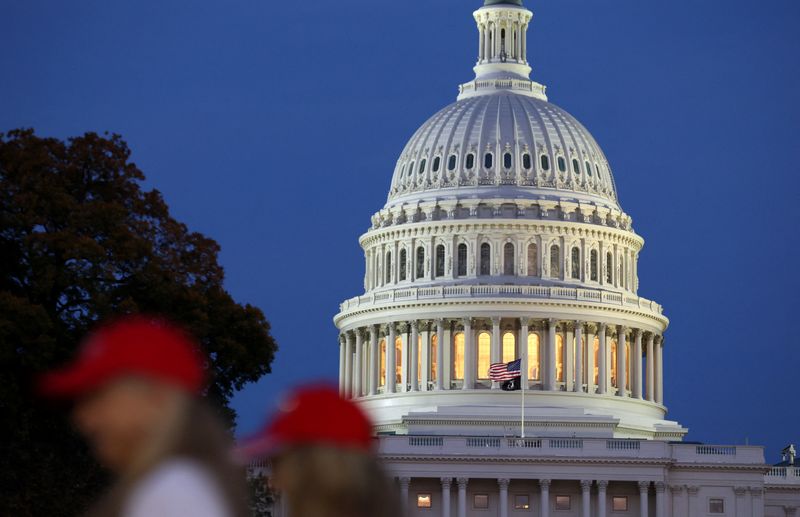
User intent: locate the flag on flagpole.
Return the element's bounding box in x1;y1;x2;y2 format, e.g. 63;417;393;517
490;359;522;391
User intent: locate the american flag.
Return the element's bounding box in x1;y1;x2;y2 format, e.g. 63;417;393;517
489;359;522;381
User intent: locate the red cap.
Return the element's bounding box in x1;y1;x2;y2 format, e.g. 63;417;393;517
238;384;374;459
38;316;206;398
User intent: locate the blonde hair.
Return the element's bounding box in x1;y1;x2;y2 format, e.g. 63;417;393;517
273;446;400;517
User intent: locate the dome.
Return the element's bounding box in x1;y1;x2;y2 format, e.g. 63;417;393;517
387;93;619;210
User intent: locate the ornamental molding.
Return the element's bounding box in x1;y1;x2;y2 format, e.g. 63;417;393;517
378;454;675;468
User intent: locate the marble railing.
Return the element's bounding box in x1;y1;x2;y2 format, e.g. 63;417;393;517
766;466;800;485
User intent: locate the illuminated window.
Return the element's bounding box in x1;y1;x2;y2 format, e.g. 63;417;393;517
395;337;403;384
514;495;530;510
540;154;550;171
590;250;599;281
502;332;516;363
593;336;600;385
612;496;628;511
435;244;445;278
528;334;540;380
610;340;618;388
478;332;491;380
571;247;580;279
473;494;489;509
555;495;571;510
379;339;386;387
556;334;565;382
504;243;515;275
606;252;613;283
417;494;432;509
430;334;438;382
399;249;407;281
522;153;532;170
709;499;724;514
466;153;475;170
550;245;560;278
457;243;468;277
385;251;392;284
417;335;422;383
432;156;440;173
557;156;566;173
416;247;425;279
527;243;538;276
504;152;513;169
480;243;491;276
453;332;465;380
626;342;631;390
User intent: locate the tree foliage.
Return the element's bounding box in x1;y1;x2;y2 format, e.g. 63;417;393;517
0;129;278;516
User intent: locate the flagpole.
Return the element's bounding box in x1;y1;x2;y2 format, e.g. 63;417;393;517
521;373;525;439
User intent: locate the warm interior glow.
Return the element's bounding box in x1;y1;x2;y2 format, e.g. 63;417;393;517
626;342;631;390
477;332;491;379
502;332;516;363
417;335;422;383
610;339;618;388
395;337;403;383
430;334;438;382
556;334;565;382
417;494;432;509
528;333;540;380
379;339;386;387
453;332;465;380
593;337;600;385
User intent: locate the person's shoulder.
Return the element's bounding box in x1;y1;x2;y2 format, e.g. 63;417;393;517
124;458;233;517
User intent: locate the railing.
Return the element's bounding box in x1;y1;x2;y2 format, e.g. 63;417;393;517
508;438;542;449
408;436;443;447
607;440;641;450
549;438;583;449
765;466;800;485
696;445;737;456
466;437;501;448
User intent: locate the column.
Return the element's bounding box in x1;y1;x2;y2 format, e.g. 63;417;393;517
463;319;473;390
749;487;763;517
338;335;346;396
597;324;608;395
421;324;430;391
400;325;408;391
436;319;445;391
656;337;664;404
586;325;596;394
369;326;379;396
491;317;501;389
638;481;650;517
734;487;746;517
633;330;643;399
565;324;574;391
478;25;485;61
540;479;551;517
655;483;666;517
574;322;584;393
617;326;627;397
441;478;452;517
687;486;699;516
580;480;592;517
669;485;683;517
457;478;468;517
386;325;396;394
597;480;607;517
498;479;509;517
410;321;419;392
345;332;354;398
520;319;529;389
399;477;410;515
353;330;364;397
646;333;655;402
545;319;556;391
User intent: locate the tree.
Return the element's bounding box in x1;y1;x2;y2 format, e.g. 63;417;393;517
0;129;278;516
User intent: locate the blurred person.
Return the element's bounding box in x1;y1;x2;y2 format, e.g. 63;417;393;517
38;316;249;517
239;385;401;517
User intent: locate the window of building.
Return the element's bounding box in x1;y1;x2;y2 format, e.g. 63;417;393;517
478;332;491;379
504;243;515;275
417;494;432;509
590;250;598;281
522;153;532;170
528;334;540;380
408;161;415;179
400;163;406;179
527;243;538;276
709;499;724;514
502;332;516;363
556;334;565;382
606;252;613;284
432;157;441;173
385;251;392;284
572;158;580;174
625;342;631;390
610;339;618;388
596;164;602;179
435;244;445;278
557;156;567;173
514;494;530;510
504;152;513;169
416;247;425;279
484;153;493;169
379;339;386;387
540;154;550;171
395;337;403;383
571;247;580;279
466;153;475;170
473;494;489;510
417;335;422;384
430;334;438;382
585;161;592;176
457;243;468;277
550;244;560;278
448;154;457;171
453;332;465;380
612;496;628;511
399;249;407;281
419;159;427;174
480;243;491;276
593;336;600;385
555;495;571;511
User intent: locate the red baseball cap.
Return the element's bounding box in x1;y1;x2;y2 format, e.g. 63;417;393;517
38;316;206;398
238;384;374;460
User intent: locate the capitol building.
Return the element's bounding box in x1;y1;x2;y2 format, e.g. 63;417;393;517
327;1;799;516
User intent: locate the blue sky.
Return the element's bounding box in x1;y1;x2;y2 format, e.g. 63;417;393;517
2;0;799;460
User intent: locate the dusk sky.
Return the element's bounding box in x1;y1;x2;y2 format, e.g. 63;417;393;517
2;0;798;460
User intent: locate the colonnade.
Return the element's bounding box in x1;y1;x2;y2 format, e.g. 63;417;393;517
339;317;664;405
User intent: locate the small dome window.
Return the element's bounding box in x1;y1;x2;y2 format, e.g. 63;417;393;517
585;161;592;176
484;153;493;169
572;159;580;174
503;152;513;169
596;164;602;179
400;163;406;178
432;157;441;172
419;159;426;174
466;153;475;170
448;154;457;171
540;155;550;171
557;156;567;173
522;153;532;170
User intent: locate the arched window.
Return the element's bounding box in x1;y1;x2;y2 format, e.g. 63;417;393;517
557;156;567;173
556;334;565;382
484;153;493;169
625;341;631;390
606;252;613;284
435;244;445;278
448;154;457;171
466;153;475;170
502;332;516;363
480;243;491;276
379;339;387;387
504;243;515;275
419;159;426;174
590;250;599;281
400;163;406;179
585;161;593;176
432;156;441;172
528;333;540;380
399;249;407;281
540;155;550;171
457;243;468;277
596;164;602;179
550;244;560;278
408;161;415;178
416;247;425;279
453;332;465;380
593;336;600;385
478;332;491;379
522;153;532;170
385;251;392;284
527;243;538;276
395;337;403;384
504;152;513;169
430;334;438;383
571;247;581;279
572;158;580;174
417;335;422;384
610;339;618;388
621;256;627;289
